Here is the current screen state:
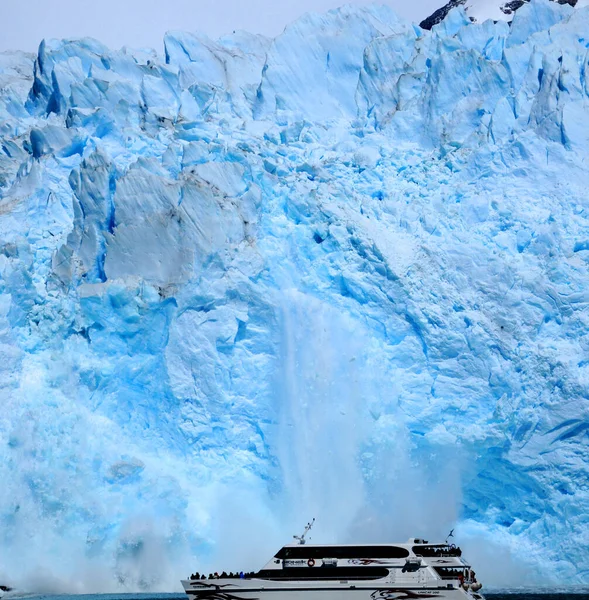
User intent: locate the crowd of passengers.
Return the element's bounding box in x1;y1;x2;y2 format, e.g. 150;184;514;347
415;546;462;557
436;568;466;578
435;568;479;585
189;572;256;580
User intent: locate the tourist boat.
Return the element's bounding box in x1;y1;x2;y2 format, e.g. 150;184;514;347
182;522;485;600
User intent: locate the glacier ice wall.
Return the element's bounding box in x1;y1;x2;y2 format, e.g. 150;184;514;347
0;0;589;589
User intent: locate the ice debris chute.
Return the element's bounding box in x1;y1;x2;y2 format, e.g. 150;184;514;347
0;0;588;590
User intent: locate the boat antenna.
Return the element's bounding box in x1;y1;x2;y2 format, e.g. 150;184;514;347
445;529;455;544
293;518;315;545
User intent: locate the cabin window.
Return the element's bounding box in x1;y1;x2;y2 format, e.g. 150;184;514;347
275;546;409;560
257;566;390;580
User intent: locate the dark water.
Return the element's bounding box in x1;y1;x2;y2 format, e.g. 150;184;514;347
488;596;589;600
10;592;589;600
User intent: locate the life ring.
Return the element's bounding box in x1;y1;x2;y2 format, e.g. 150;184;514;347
308;559;315;567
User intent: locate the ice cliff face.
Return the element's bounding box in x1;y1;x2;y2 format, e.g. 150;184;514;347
0;0;589;590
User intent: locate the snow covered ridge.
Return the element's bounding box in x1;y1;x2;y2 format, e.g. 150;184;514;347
1;0;589;590
419;0;583;30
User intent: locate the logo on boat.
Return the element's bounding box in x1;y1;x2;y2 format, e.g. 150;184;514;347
370;591;440;599
349;559;390;565
284;559;309;567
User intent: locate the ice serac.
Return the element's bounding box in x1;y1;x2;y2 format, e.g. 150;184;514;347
164;30;271;118
0;0;589;591
254;5;409;121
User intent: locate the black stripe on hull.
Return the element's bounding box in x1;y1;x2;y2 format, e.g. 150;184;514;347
186;587;453;599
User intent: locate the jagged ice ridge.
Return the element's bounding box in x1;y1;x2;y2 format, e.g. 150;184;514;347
0;0;588;590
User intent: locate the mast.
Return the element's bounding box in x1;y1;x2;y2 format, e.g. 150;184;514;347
293;519;315;545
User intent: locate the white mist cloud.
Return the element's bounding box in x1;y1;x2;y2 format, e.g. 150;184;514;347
456;521;544;588
272;289;464;548
275;290;371;543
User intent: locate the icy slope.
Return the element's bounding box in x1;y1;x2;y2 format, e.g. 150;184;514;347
0;0;589;590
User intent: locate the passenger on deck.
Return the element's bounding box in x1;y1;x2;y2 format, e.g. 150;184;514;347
239;571;245;579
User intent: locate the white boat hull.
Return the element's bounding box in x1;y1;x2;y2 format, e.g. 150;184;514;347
182;579;485;600
182;538;485;600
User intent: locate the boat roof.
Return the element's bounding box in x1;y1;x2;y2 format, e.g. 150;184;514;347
271;541;467;565
279;542;448;548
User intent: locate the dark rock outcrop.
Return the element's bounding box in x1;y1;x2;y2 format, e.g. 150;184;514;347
420;0;578;30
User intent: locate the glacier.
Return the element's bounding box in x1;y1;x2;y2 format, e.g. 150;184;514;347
0;0;589;590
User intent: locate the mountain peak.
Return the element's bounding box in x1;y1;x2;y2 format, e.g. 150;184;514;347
420;0;578;30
